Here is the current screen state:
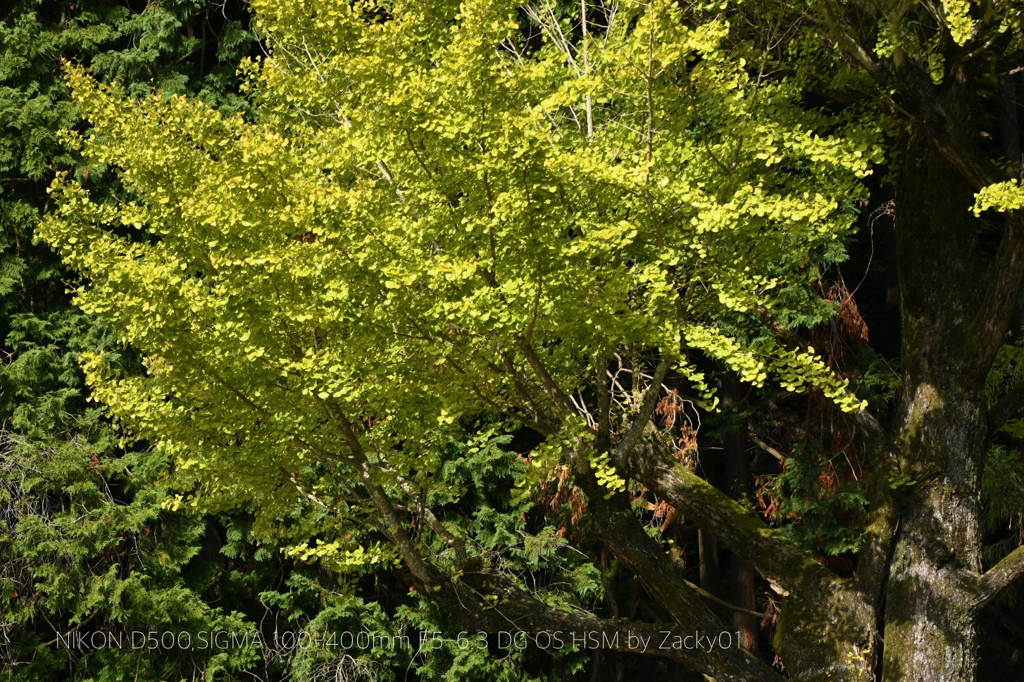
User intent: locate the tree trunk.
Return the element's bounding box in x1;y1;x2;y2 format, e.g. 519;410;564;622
880;134;988;681
881;390;985;681
722;376;759;653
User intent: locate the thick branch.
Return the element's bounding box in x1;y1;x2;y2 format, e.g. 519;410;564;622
626;441;840;596
987;381;1024;435
320;400;444;586
626;439;877;680
900;77;1007;191
571;468;780;681
818;1;876;70
975;544;1024;609
970;215;1024;377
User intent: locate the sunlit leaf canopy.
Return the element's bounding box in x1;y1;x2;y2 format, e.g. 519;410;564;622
40;0;881;558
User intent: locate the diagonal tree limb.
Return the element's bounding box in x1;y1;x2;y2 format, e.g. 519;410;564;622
614;357;670;461
974;544;1024;609
623;438;877;679
548;463;781;681
750;433;787;463
626;439;841;597
987;381;1024;436
514;333;582;418
969;214;1024;380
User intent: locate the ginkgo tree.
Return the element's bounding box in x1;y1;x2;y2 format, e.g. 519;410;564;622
38;0;1024;680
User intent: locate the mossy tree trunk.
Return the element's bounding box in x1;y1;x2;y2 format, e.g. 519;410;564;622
879;134;990;681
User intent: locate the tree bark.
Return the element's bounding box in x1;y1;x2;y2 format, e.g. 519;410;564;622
721;376;759;653
880;134;988;682
627;440;876;681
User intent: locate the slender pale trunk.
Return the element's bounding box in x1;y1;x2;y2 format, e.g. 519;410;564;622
581;0;593;141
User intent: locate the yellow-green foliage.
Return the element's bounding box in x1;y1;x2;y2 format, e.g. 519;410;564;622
944;0;977;45
974;179;1024;215
41;0;879;562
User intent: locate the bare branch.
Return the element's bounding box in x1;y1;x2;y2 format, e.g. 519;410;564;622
684;579;766;619
514;334;580;418
571;469;781;681
614;357;670;461
819;2;876;71
750;433;787;463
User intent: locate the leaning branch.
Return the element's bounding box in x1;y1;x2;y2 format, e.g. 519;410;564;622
975;544;1024;609
818;1;876;71
971;214;1024;378
514;334;581;417
684;579;766;619
614;357;670;460
623;438;878;678
539;465;780;682
987;380;1024;436
750;433;787;463
627;440;841;596
319;399;444;587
